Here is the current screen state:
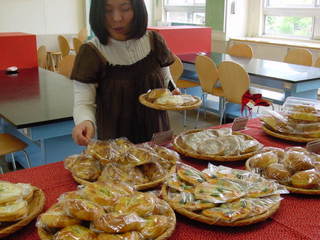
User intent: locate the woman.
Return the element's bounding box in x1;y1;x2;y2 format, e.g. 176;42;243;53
71;0;179;146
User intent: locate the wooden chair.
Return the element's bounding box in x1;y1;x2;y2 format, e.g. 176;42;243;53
57;55;76;78
73;37;83;55
218;61;251;124
58;35;71;57
170;55;200;126
195;55;224;127
227;43;253;58
170;56;199;127
0;133;31;171
283;48;313;66
314;57;320;67
37;45;47;69
78;28;88;42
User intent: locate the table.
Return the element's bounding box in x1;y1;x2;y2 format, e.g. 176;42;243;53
180;52;320;100
1;119;319;240
0;68;83;167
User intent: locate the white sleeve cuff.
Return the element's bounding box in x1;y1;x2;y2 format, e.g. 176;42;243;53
161;66;176;89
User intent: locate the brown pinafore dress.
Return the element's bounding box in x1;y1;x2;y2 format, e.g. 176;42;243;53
71;31;174;144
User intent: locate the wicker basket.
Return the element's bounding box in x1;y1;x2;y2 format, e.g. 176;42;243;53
139;93;202;111
72;166;175;191
245;158;320;195
0;187;46;239
161;184;280;226
173;129;263;162
38;199;176;240
262;125;317;143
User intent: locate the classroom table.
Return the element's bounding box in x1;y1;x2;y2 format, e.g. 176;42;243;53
1;118;319;240
180;52;320;100
0;67;83;167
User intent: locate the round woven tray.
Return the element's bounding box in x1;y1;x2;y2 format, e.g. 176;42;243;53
139;93;202;111
161;184;280;227
173;129;263;162
245;158;320;195
262;125;317;143
72;166;176;191
38;199;176;240
0;187;46;239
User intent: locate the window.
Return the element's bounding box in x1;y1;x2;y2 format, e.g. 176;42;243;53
262;0;320;39
164;0;206;25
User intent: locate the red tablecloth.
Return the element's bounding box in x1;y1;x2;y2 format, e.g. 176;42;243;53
1;119;319;240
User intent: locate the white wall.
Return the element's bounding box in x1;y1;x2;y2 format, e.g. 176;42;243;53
0;0;85;35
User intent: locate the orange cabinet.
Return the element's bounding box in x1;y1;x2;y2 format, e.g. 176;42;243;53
148;26;212;55
0;32;38;70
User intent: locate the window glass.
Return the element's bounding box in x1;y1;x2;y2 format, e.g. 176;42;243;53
264;16;313;37
193;12;205;24
164;0;205;25
166;0;194;6
166;12;189;23
267;0;315;8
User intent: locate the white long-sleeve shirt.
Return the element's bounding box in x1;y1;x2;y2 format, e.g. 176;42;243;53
73;32;175;127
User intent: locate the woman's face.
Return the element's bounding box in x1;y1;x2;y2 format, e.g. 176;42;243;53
105;0;134;41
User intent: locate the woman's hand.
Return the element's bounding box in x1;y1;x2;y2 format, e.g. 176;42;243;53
72;120;95;146
172;88;181;95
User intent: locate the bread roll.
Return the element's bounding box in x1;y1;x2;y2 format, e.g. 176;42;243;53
39;203;81;228
54;225;97;240
265;163;291;183
0;199;28;222
291;169;320;189
146;88;171;102
93;212;145;233
285;151;314;172
249;151;278;169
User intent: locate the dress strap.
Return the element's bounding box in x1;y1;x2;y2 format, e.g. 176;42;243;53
148;30;155;51
86;42;109;64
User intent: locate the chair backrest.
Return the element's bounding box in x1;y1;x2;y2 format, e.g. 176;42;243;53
227;43;253;58
218;61;250;104
37;45;47;69
78;28;88;42
57;55;76;78
195;55;219;93
58;35;70;57
283;48;313;66
73;37;83;55
169;55;184;83
314;57;320;68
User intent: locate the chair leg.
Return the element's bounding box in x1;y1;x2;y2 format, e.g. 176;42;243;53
195;107;200;129
182;88;187;127
0;166;3;174
11;153;17;171
195;92;205;129
203;93;207;120
220;101;228;125
22;150;32;168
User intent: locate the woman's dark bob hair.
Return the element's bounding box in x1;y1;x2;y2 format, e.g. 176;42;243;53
90;0;148;45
